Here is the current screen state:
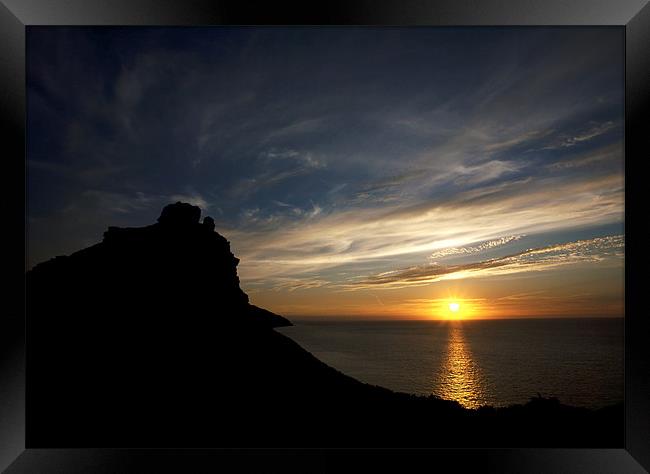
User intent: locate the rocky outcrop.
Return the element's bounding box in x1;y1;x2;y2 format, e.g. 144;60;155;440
29;202;291;330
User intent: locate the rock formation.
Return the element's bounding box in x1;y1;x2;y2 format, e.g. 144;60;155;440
30;202;290;330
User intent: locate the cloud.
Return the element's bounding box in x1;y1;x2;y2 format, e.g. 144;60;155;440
452;160;525;186
429;235;524;260
328;183;348;195
260;148;326;170
27;28;624;284
346;235;624;290
237;200;324;231
227;171;623;285
228;170;310;200
251;276;331;293
537;121;617;151
227;149;326;201
307;202;322;218
349;170;424;203
547;142;622;170
482;129;553;153
265;117;327;140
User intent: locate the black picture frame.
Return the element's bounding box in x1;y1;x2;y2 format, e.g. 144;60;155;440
2;1;649;472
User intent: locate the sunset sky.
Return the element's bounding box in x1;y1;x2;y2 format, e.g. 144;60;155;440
27;27;624;319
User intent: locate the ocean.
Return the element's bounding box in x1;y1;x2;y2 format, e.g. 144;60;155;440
278;318;623;409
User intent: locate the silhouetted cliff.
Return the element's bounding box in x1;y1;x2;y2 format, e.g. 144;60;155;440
26;203;622;448
29;202;290;330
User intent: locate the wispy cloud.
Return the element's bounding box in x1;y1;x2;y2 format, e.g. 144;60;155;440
429;235;524;260
228;171;623;284
265;117;327;140
452;160;525;186
547;142;622;170
482;129;553;153
346;235;624;290
537;121;617;151
260;148;326;170
249;276;331;293
227;149;326;201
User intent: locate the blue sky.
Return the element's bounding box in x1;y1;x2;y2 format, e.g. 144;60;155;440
27;27;624;318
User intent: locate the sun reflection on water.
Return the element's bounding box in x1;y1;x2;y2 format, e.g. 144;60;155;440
436;322;485;409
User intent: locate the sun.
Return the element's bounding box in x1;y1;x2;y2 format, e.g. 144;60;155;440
432;296;471;319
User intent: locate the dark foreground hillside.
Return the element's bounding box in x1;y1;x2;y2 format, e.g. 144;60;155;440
26;202;622;447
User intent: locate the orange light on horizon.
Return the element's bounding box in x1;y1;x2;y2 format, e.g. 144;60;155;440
444;299;465;318
433;297;473;319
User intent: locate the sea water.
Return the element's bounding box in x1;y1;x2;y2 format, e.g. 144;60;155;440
278;318;623;409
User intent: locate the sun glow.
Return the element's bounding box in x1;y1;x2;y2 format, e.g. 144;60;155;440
440;297;471;319
419;295;484;320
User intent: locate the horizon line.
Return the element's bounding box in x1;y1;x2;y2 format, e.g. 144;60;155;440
282;315;625;322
